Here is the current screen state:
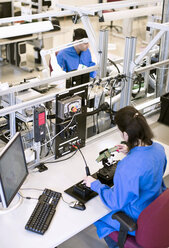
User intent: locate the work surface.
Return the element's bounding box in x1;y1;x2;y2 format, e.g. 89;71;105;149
0;128;123;248
1;126;169;248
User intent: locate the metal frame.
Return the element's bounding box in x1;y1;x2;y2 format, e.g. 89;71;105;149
120;19;169;108
0;0;168;163
120;37;137;108
0;9;72;24
57;0;162;16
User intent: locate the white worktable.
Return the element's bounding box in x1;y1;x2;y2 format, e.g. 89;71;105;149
0;128;123;248
1;126;169;248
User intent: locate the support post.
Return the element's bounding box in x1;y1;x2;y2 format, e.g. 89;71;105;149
80;13;99;62
98;29;109;78
9;93;16;138
156;0;169;96
120;37;137;108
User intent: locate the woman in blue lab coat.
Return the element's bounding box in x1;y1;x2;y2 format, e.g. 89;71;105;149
57;28;96;78
83;106;167;248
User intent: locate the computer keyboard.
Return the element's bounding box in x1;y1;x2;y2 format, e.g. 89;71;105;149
25;188;62;235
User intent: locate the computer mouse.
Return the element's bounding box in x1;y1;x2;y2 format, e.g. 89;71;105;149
69;201;86;211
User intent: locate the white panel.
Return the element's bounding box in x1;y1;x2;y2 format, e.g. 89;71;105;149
0;21;53;39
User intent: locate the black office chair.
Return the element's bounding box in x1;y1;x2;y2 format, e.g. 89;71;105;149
102;0;123;33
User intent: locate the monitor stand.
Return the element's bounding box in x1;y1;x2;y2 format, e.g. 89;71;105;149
0;193;23;214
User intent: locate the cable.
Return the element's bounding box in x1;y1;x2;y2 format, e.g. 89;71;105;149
44;108;54;155
61;195;82;208
18;192;38;200
108;58;120;74
19;188;44;200
61;195;70;205
75;144;90;176
34;114;76;148
45;149;78;164
96;91;104;134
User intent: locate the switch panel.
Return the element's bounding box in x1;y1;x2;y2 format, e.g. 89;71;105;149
55;86;88;159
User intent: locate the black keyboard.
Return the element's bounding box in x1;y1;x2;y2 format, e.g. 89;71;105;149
25;188;61;235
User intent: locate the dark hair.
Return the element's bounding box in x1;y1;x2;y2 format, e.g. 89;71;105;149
115;106;154;150
73;28;88;41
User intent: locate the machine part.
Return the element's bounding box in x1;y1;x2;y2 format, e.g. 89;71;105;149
96;146;118;163
34;47;41;64
15;88;41;116
17;42;27;67
24;148;35;164
34;106;46;142
55;86;88;159
57;95;82;120
0;117;8;128
73;182;93;199
97;162;117;185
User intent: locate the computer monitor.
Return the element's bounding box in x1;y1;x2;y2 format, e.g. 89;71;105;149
0;2;12;18
0;132;28;209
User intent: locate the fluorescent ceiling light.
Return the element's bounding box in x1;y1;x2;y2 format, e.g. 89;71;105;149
0;21;53;39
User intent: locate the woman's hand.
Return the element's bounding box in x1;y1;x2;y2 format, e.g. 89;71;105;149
117;144;129;154
83;176;96;188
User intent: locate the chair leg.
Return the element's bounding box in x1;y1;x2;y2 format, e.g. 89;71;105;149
117;227;128;248
110;21;113;29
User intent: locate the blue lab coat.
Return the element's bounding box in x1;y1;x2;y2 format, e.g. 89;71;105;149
57;46;97;78
91;142;167;239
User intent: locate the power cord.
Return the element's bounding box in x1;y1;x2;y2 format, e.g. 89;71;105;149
45;149;78;164
19;188;44;200
18;192;38;200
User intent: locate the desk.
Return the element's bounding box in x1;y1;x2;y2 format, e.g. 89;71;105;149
1;125;169;248
0;127;123;248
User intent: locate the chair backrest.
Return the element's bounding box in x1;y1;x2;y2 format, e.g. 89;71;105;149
49;52;58;75
136;188;169;248
107;0;122;2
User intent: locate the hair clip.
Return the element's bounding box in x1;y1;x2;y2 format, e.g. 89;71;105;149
134;113;139;118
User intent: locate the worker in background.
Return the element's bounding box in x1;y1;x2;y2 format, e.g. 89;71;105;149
56;28;97;79
83;106;167;248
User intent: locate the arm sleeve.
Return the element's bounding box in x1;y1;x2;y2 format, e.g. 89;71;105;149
91;168;139;211
56;52;67;72
84;50;97;78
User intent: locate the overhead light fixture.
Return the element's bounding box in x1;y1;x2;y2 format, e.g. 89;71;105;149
0;21;53;39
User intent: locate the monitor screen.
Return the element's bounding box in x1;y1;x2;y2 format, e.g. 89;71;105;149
19;43;26;54
0;2;12;18
0;132;28;208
